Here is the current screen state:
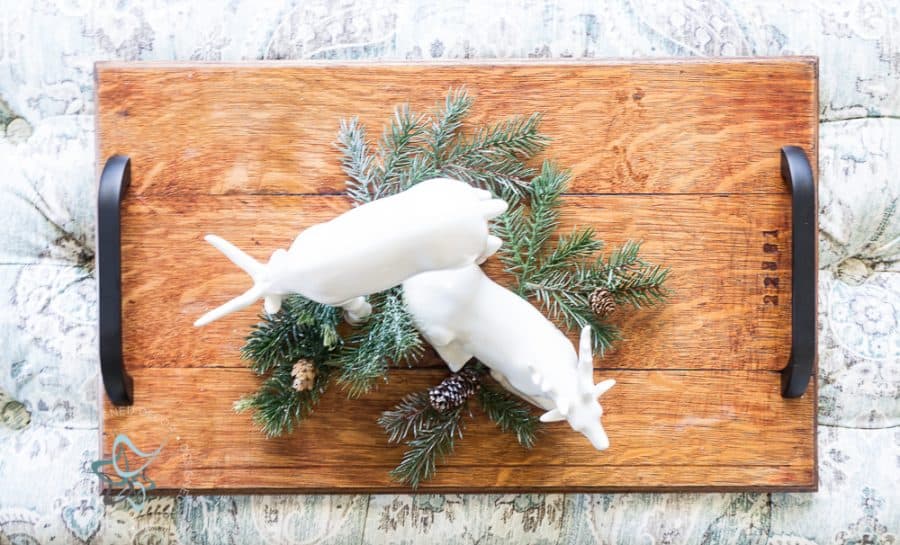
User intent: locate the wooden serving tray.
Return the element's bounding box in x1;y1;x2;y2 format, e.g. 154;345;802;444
96;59;818;493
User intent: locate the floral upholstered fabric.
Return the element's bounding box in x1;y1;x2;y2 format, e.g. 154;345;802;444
0;1;897;543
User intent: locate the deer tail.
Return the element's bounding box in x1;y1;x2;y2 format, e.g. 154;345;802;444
193;235;268;327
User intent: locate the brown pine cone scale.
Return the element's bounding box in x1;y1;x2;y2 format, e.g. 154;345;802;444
428;368;481;412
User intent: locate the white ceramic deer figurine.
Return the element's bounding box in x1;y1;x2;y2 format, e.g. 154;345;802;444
194;179;507;327
402;264;616;450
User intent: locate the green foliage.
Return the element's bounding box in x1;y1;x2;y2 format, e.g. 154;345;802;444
379;391;439;444
441;112;548;199
234;360;333;437
334;288;424;398
236;296;342;437
496;163;670;353
338;87;549;205
426;87;474;168
378;369;541;488
386;401;466;489
476;384;540;448
241;296;342;374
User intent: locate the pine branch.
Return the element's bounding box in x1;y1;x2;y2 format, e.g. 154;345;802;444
234;363;332;437
440;155;536;201
284;296;343;348
538;228;604;277
496;165;669;352
338;105;428;205
388;404;466;488
519;162;568;282
335;287;424;397
525;273;622;353
440;113;549;198
604;240;643;273
337;117;378;206
609;263;670;308
476;384;540;448
379;368;540;487
455;113;548;160
378;391;439;444
373;104;428;199
241;296;342;375
426;87;473;169
495;161;569;288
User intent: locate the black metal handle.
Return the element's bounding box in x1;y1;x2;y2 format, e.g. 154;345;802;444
98;155;134;405
780;146;816;398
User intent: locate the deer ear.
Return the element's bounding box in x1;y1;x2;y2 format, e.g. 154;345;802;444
593;379;616;398
540;409;566;423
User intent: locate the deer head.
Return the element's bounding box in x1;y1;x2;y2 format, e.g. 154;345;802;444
533;326;615;450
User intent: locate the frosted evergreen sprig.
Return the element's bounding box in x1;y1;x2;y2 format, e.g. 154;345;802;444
378;364;540;488
334;287;425;398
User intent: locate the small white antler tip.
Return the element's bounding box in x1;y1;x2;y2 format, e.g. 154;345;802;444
593;378;616;398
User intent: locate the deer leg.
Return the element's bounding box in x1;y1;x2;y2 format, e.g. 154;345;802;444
434;342;473;372
476;235;503;264
339;296;372;324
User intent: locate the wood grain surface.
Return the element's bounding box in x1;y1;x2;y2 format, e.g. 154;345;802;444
96;59;818;492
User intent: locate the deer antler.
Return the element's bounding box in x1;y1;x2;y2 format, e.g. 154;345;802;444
593;379;615;398
577;325;594;382
577;326;616;399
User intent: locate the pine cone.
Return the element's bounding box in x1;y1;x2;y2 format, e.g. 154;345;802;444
291;359;316;392
429;368;481;412
589;287;616;318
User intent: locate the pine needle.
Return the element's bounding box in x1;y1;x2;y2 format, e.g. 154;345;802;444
378;391;439;444
497;165;670;352
386;402;466;488
335;287;424;397
476;384;540;448
373;104;428;198
426;87;474;169
234;363;332;437
337;117;378;206
241;296;342;375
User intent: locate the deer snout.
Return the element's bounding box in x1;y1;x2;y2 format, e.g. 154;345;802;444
583;426;610;450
